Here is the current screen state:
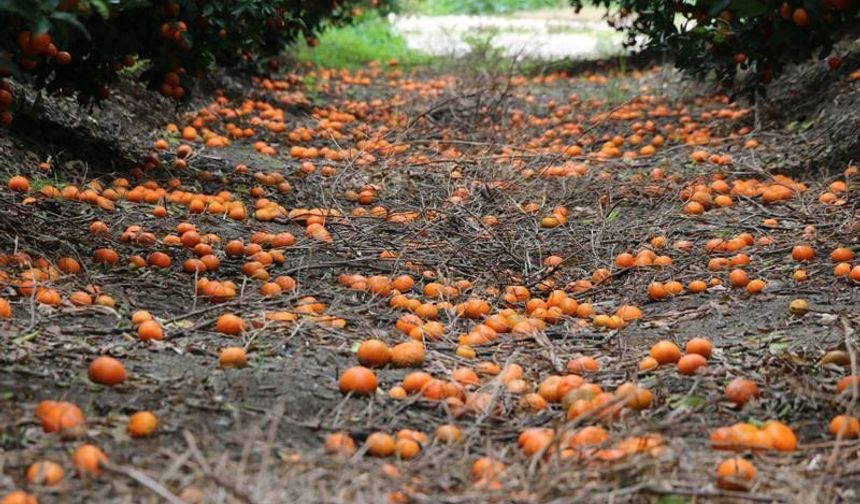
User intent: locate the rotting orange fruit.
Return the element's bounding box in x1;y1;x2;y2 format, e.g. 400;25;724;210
687;280;707;293
649;340;681;364
566;425;609;447
131;310;152;325
127;411;158;438
35;289;61;306
147;251;171;269
26;460;64;485
365;432;395;457
615;304;642;321
137;320;163;341
729;268;749;287
93;248;119;265
356;339;391;368
616;382;652;409
402;371;433;393
683;201;704;215
851;266;860;283
725;378;760;406
0;298;12;319
746;279;765;294
456;345;476;359
57;257;81;274
219;347;247;368
836;375;860;394
215;313;245;335
791;245;815;261
471;457;505;483
638;356;659;372
339;366;378;395
452;367;480;386
325;432;356;456
518;428;554;458
274;275;297;291
831;247;854;263
36;400;84;436
763;421;797;452
615;253;634;268
532;374;560;400
830;415;860;439
436;424;462;444
88;356;126;386
677;354;707;375
7;175;30;192
72;444;107;476
395;438;421;459
647;282;668;300
833;263;851;277
565;356;598;374
390;341;425;368
685;337;712;358
260;282;282;297
521;392;547;411
664;280;683;295
716;457;755;491
388;386;407;400
0;491;38;504
789;298;809;315
95;296;116;307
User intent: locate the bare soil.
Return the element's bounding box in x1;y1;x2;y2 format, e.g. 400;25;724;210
1;54;860;504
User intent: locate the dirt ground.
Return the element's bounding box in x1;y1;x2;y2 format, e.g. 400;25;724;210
1;53;860;504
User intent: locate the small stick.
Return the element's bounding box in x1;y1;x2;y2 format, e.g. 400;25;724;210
101;460;186;504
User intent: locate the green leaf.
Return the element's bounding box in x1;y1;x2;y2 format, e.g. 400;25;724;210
748;418;765;429
656;497;687;504
50;11;90;38
0;0;39;19
607;209;619;221
769;342;788;354
88;0;110;18
350;340;361;353
668;395;705;409
32;15;51;35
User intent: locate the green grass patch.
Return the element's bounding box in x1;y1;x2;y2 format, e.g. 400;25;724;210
290;15;434;70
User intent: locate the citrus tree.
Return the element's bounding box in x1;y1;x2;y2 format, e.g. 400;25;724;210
0;0;392;126
571;0;859;92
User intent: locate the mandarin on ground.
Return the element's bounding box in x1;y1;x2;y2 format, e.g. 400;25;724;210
72;444;107;476
685;337;712;358
725;378;760;406
356;339;391;368
325;432;357;456
339;366;378;395
25;460;64;485
127;411;159;438
88;356;126;386
649;340;681;364
215;313;245;335
365;432;396;457
830;415;860;438
716;457;756;491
